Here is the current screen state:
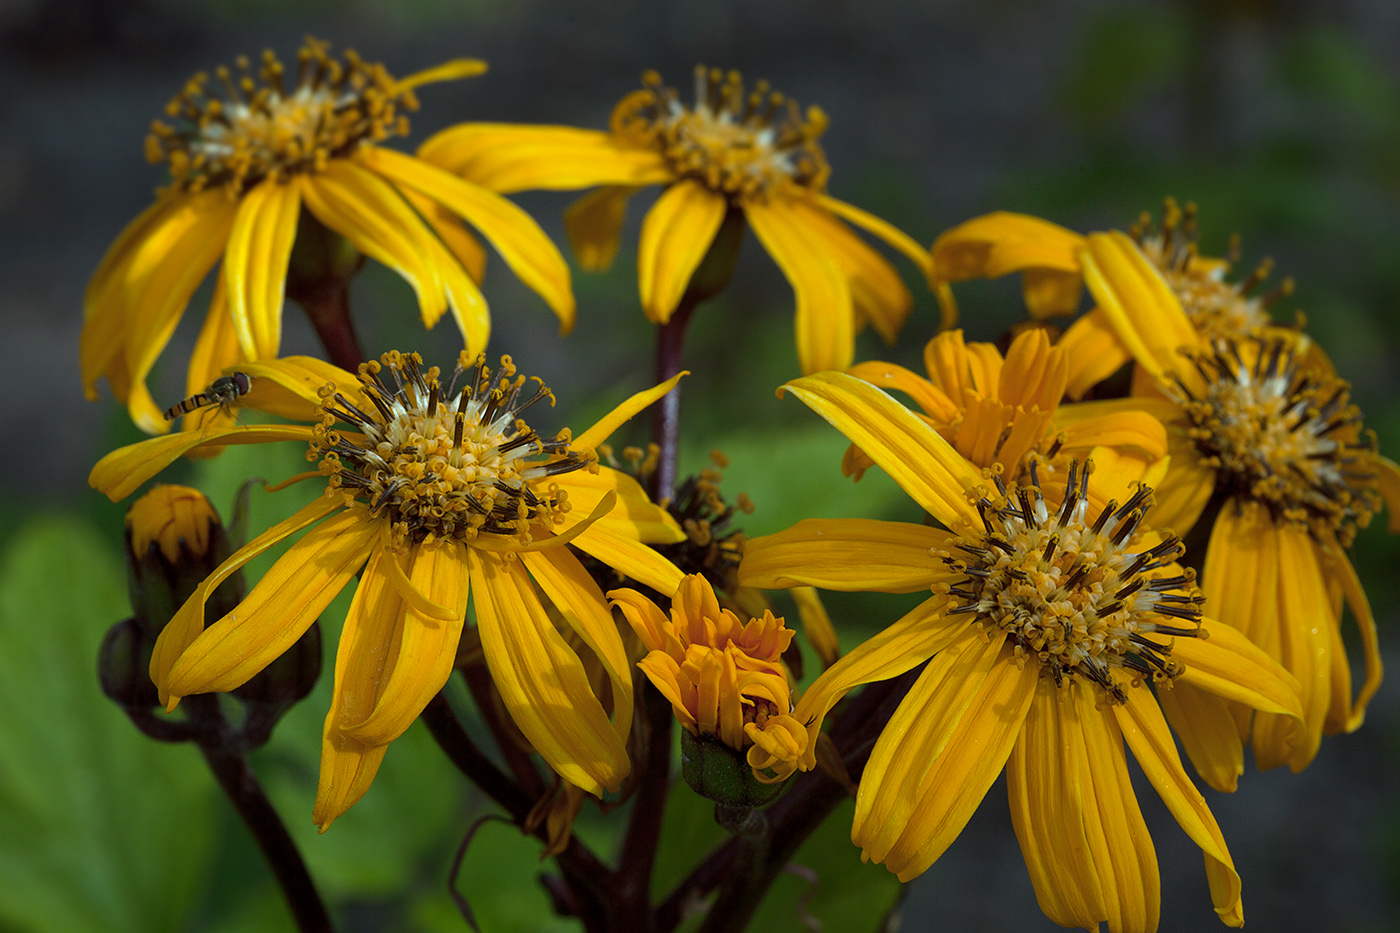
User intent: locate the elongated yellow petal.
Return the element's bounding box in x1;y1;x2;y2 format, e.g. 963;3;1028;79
609;587;677;654
346;540;469;746
746;198;854;374
1147;440;1216;536
1115;689;1243;928
740;518;953;594
1052;398;1172;460
569;522;684;596
122;191;240;433
362;146;576;330
1080;231;1200;386
90;424;317;501
571;372;686;452
556;467;684;544
224;177;300;360
1076;684;1159;933
931;211;1083;280
1172;618;1304;718
82;194;181;398
165;509;376;700
790;586;838;668
1059;308;1131;399
998;328;1067;414
1156;682;1244;793
778;371;985;529
882;652;1038;881
1007;677;1107;930
315;547;404;830
790;595;964;769
817;193;933;279
395;58;487;92
417;123;671;193
1376;455;1400;532
235;355;360;423
637;180;728;324
468;548;629;794
179;274;242;440
397;185;491;354
564;186;638;272
1321;546;1382;731
522;547;634;746
854;628;1006;865
399;184;488;282
845;361;959;423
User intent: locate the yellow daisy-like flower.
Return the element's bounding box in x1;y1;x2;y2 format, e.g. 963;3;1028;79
737;371;1304;930
418;65;933;374
1077;233;1400;776
610;573;807;783
91;351;687;828
842;326;1170;495
82;38;575;435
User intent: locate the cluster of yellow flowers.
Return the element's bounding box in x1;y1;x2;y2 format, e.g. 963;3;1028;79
86;39;1396;933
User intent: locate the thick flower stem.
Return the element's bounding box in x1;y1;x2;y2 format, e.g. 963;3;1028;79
651;296;698;503
616;682;675;929
296;284;365;374
286;208;367;373
185;695;333;933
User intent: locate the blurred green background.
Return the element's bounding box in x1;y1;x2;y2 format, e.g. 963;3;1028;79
1;0;1399;930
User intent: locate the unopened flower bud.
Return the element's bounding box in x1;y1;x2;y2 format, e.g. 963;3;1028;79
97;618;160;710
124;484;242;640
680;728;785;808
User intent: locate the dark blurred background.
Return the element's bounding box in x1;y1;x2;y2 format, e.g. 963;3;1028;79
1;1;1398;931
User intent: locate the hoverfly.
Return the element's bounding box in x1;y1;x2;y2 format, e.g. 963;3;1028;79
163;372;253;423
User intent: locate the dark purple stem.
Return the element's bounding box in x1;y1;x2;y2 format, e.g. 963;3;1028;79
651;297;700;503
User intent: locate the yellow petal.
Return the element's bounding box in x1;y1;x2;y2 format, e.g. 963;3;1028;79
179;274;243;441
739;518;953;594
931;211;1084;282
313;731;388;833
998;328;1067;414
1020;267;1086;319
608;586;676;654
1156;682;1244;793
778;371;985;529
468;548;629;795
1059;308;1131;399
398;185;491;354
790;586;839;668
1145;440;1216;535
1080;231;1201;386
881;651;1038;882
1007;677;1108;930
845;361;959;423
1375;455;1400;532
568;522;684;597
394;58;488;92
853;628;1006;866
148;496;342;704
164;508;376;700
399;183;488;282
571;372;686;452
1320;546;1382;732
564;186;638;272
223;177;300;360
345;540;469;746
557;467;684;544
417;123;671;193
1171;617;1304;718
90;424;317;501
1075;683;1159;933
817;193;933;279
637;180;728;324
1051;398;1173;461
1115;689;1243;928
236;355;360;423
790;595;965;769
745;198;854;374
522;547;634;746
362;146;576;331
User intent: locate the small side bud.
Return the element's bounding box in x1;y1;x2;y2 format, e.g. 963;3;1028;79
680;729;785;809
97;618;160;710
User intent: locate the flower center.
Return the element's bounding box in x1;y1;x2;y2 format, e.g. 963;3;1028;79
940;462;1204;703
1130;198;1291;341
312;352;590;548
612;66;830;201
1170;337;1382;545
147;38;415;194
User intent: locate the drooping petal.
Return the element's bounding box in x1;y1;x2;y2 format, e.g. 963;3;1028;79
845;361;959;423
790;586;839;668
397;185;491;354
571;372;686;452
1059;308;1132;400
1115;688;1244;928
853;628;1006;866
1007;677;1107;930
180;274;242;439
564;186;638;272
930;211;1084;318
1320;545;1382;732
1171;618;1304;718
90;424;318;501
468;547;629;795
880;651;1038;882
636;180;728;324
223;177;301;361
148;496;342;703
739;518;952;594
790;595;965;769
569;523;685;597
236;355;362;423
778;371;985;529
399;184;488;282
1375;455;1400;532
1080;231;1201;387
1052;397;1173;461
556;467;684;543
746;197;854;375
345;540;470;746
817;193;933;279
1156;682;1243;793
362;146;576;331
163;508;376;701
417;123;671;193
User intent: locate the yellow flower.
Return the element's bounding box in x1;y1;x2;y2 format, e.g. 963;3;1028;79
1078;232;1400;776
82;38;575;435
737;371;1304;930
842;326;1171;495
91;351;687;828
418;66;933;374
126;484;219;564
610;574;806;783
